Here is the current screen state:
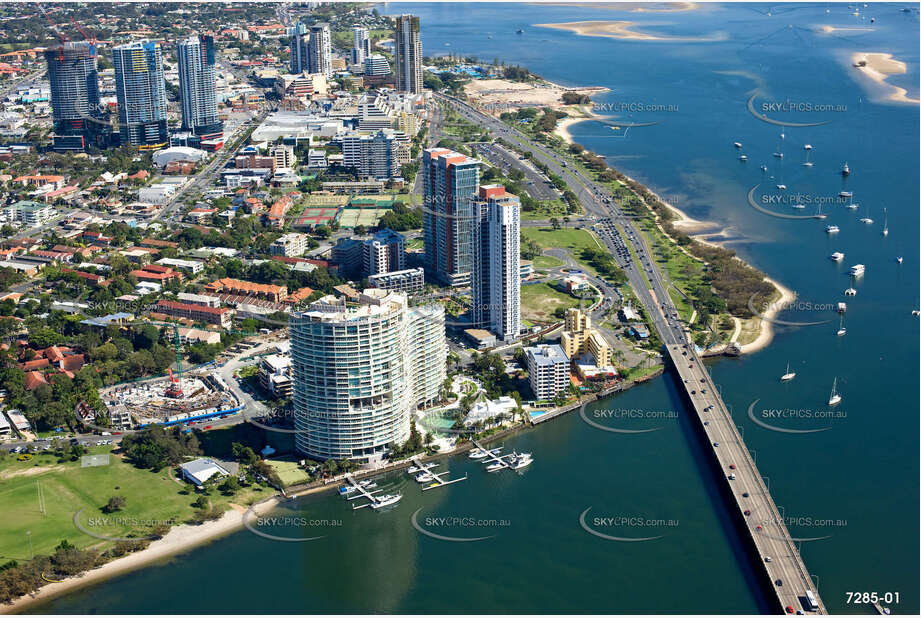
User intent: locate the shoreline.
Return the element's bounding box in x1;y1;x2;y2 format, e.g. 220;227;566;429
850;51;920;105
2;497;280;614
553;97;789;356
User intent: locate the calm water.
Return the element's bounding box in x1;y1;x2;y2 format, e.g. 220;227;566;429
30;3;918;614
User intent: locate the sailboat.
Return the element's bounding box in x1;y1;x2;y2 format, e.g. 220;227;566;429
859;206;873;225
802;144;814;167
828;377;842;406
780;362;796;382
836;315;846;336
882;208;888;236
772;132;785;158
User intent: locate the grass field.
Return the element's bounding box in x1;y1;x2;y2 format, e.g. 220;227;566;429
265;458;310;488
521;227;604;275
520;282;581;323
532;255;564;269
0;445;265;561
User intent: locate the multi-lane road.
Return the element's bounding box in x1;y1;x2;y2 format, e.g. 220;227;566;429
436;92;825;614
668;344;825;614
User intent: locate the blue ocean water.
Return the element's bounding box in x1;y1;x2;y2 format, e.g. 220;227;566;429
25;3;918;615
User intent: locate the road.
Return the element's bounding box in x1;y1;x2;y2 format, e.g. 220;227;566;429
470;141;559;201
435;92;685;348
436;92;825;614
154;105;272;223
668;344;825;614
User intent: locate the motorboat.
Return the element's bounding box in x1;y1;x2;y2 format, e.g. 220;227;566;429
371;494;402;509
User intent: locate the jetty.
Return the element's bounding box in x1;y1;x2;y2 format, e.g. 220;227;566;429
409;455;467;491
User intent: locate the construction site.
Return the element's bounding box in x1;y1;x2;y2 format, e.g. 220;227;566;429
101;369;238;430
96;321;240;430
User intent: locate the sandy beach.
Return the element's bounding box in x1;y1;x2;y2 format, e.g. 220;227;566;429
3;497;281;614
534;20;727;42
531;2;697;11
612;171;785;355
851;52;920;104
739;276;796;354
463;78;608;116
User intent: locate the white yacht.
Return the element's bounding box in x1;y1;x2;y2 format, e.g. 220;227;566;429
739;154;748;161
841;162;850;176
849;264;865;277
846;201;859;210
371;494;402;509
792;203;806;209
486;461;507;472
897;256;903;264
469;447;501;460
509;455;533;470
780;362;796;382
825;224;840;234
760;164;768;172
839;191;853;198
838;302;847;313
772;152;784;158
829;252;845;262
882;208;888;236
837;314;846;336
415;472;435;483
844;287;857;296
802;144;814;166
859;207;873;224
776;184;787;190
828;378;842;406
733;142;743;148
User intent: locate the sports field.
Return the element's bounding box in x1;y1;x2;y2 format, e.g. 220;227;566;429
0;446;265;560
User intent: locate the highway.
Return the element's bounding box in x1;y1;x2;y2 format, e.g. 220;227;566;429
435;92;826;614
470;141;560;201
154;104;272;223
668;344;825;614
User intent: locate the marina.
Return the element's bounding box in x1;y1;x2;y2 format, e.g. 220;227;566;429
472;440;534;473
408;455;468;491
341;473;403;510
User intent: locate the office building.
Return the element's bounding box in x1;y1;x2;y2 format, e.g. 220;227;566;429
422;148;480;287
271;144;296;169
472;185;521;342
177;35;222;140
259;354;292;398
364;54;391;76
308;23;332;77
561;307;612;368
341;130;401;179
524;344;570;401
112;40;168;149
368;267;425;294
44;41;109;151
352;26;370;65
363;228;406;276
288;22;310;74
393;14;422;94
290;289;446;461
270;232;309;257
331;237;364;280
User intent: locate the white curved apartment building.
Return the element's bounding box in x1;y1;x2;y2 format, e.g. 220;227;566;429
290;289;446;461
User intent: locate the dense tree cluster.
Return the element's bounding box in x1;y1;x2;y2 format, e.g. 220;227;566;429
120;426;202;471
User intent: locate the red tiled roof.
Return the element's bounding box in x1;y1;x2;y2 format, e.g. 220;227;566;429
25;371;48;390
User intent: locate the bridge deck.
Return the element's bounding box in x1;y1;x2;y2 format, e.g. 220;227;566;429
666;344;826;614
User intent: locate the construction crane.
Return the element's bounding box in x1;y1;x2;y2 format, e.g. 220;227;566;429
38;5;68;61
67;15;96;44
164;322;184;398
